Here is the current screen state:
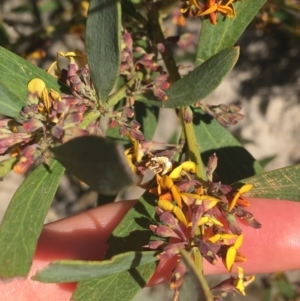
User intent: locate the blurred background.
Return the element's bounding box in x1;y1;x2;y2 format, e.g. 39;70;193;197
0;0;300;300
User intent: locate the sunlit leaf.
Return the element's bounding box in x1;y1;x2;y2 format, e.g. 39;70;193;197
235;164;300;201
33;251;157;282
86;0;121;103
72;192;158;301
51;136;137;195
0;46;69;118
0;160;64;278
195;0;267;67
136;47;239;108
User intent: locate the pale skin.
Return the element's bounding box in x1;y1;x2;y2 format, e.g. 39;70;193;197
1;198;300;301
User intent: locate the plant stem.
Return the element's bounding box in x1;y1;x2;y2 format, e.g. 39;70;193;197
148;6;206;181
105;74;139;109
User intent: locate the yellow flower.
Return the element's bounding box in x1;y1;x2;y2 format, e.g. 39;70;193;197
79;1;89;18
181;0;201;14
169;161;196;179
207;233;238;244
27;78;50;112
197;0;236;25
155;174;183;207
225;234;246;272
158;199;188;226
47;49;87;78
234;267;255;296
228;184;253;212
124;132;144;174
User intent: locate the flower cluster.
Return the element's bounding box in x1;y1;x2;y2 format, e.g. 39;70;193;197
195;102;244;127
0;48;160;175
124;132;183;177
181;0;238;25
0;76;93;174
121;30;170;102
145;155;260;300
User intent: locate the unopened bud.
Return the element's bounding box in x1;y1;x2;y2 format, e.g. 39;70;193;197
183;106;193;123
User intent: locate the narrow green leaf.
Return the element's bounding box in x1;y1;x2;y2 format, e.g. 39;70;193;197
73;263;156;301
33;251;157;283
236;164;300;201
180;249;213;301
72;192;158;301
0;160;64;278
195;0;267;67
0;157;17;178
195;113;264;184
0;46;69;118
86;0;121;103
165;47;239;108
51;136;137;195
136;47;239;108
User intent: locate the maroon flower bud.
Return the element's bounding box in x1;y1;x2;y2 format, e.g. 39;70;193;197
23;119;45;133
129;129;144;141
164;242;187;258
228;104;241;113
150;224;180;239
51;125;64;139
159;211;179;228
146;240;165;250
123;107;134;118
155;206;164;216
109;120;118;128
206;153;218;182
63;128;89;143
183;106;193;123
153;73;170;90
123;31;133;52
191;204;204;237
153;88;168;101
13;144;39;174
130;120;141;130
67;63;78;77
197;239;220;265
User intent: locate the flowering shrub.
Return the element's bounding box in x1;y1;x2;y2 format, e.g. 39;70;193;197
0;0;300;301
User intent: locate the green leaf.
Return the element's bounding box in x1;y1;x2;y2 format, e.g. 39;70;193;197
0;82;27;118
0;160;64;278
195;113;264;184
235;164;300;201
134;102;159;140
86;0;121;103
195;0;267;67
0;157;17;178
72;192;158;301
137;47;239;108
51;136;137;195
33;251;157;283
0;46;69;118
